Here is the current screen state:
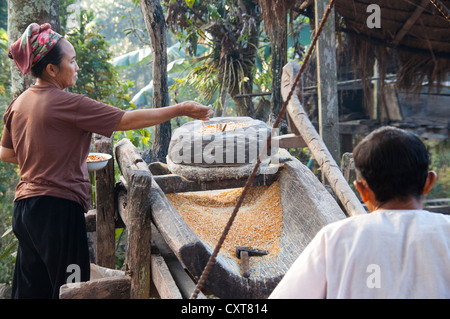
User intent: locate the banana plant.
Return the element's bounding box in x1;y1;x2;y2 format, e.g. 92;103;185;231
110;42;208;107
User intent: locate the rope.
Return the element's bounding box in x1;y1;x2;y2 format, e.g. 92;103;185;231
429;0;450;21
189;0;337;299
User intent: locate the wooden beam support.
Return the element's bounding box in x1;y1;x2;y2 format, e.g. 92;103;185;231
273;133;307;149
152;171;279;194
151;224;207;299
282;61;366;216
59;276;131;299
392;0;429;47
93;134;116;268
117;185;207;299
115;139;153;299
126;170;152;299
151;253;183;299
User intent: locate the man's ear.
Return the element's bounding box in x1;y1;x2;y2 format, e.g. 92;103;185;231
354;179;370;203
422;171;437;195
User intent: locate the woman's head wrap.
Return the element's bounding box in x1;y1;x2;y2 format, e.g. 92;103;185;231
9;23;62;75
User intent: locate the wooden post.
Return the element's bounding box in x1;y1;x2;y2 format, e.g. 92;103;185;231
282;62;366;216
60;276;131;299
115;139;152;299
126;169;152;299
93;134;116;268
314;0;340;164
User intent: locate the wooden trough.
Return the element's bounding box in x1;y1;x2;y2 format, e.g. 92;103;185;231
147;153;346;299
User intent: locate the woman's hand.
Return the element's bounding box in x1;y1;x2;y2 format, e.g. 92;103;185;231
180;101;213;121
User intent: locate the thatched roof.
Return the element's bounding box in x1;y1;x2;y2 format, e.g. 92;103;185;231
334;0;450;91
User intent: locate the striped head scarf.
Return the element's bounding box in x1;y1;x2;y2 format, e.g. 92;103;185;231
9;23;62;75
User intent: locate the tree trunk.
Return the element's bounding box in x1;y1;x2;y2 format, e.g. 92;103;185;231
314;0;339;163
269;19;287;119
228;0;260;118
139;0;171;163
230;70;255;117
7;0;60;98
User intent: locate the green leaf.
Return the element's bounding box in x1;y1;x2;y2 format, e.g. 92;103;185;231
255;55;263;73
167;58;189;73
0;28;7;52
1;226;12;238
264;45;271;61
110;48;152;67
0;240;17;260
185;0;195;9
131;81;153;107
115;228;124;240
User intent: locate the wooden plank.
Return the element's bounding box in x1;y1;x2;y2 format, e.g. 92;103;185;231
85;209;125;233
391;0;430;47
426;205;450;215
125;170;152;299
115;185;180;298
117;185;206;299
93;134;116;268
85;209;96;233
59;276;131;299
273;133;307;149
424;199;450;215
115;138;150;181
151;224;207;299
115;139;153;299
152;172;279;194
282;61;366;216
380;83;403;121
151;254;183;299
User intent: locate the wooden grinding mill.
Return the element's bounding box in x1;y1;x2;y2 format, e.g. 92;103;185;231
148;116;347;298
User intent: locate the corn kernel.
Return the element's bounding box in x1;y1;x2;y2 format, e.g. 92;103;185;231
166;182;283;261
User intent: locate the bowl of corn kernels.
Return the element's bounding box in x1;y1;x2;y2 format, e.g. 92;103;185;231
87;153;112;172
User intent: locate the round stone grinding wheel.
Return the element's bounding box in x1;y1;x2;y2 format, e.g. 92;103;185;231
167;117;275;168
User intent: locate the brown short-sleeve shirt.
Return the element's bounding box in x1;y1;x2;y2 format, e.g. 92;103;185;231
1;85;126;211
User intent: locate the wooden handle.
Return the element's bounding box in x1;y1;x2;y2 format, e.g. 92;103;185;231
241;251;250;278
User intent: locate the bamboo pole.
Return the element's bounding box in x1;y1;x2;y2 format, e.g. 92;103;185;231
282;62;367;216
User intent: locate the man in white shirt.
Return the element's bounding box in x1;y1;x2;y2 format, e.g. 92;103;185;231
269;126;450;298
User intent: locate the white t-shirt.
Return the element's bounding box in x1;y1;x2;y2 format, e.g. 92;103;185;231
269;209;450;299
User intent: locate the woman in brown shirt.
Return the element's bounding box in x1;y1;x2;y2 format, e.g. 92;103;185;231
1;23;212;298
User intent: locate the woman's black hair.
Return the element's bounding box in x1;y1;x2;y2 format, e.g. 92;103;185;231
353;126;430;203
8;41;64;78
